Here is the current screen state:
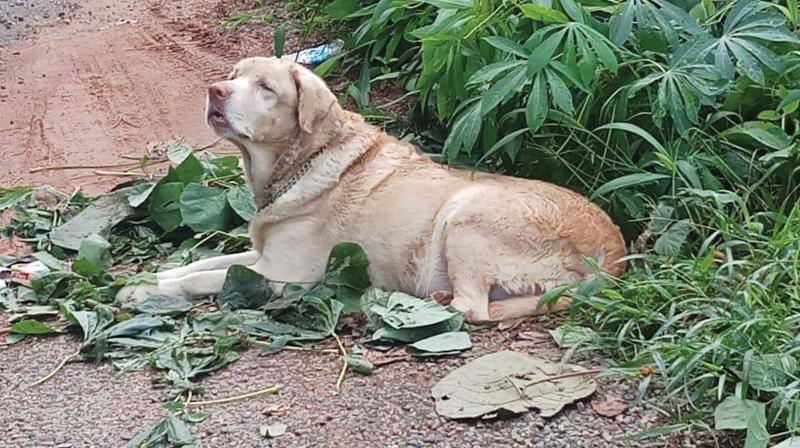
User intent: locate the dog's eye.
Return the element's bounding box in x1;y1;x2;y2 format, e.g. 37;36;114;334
227;71;238;80
258;80;273;92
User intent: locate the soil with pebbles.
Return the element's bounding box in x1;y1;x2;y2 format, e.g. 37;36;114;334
0;318;720;448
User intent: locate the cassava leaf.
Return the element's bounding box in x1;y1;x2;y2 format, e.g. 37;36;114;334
135;295;194;315
71;234;112;278
148;182;184;233
483;36;528;58
526;73;548;133
323;242;370;313
526;30;565;77
481;66;528;116
519;3;568;23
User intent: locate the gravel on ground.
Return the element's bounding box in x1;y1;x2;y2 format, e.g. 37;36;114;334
1;316;718;448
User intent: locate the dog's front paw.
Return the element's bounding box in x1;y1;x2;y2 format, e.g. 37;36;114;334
115;283;162;307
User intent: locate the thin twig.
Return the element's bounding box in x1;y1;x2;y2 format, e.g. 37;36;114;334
184;390;193;408
93;170;146;177
186;385;279;407
125;41;197;51
283;346;338;354
0;327;10;335
331;332;348;392
30;161;140;173
111;116;141;129
372;355;409;367
523;368;605;390
248;339;338;354
29;349;80;387
30;158;167;173
197;138;224;151
335;361;348;391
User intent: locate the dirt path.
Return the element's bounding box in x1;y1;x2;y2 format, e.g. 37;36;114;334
0;0;237;195
0;320;685;448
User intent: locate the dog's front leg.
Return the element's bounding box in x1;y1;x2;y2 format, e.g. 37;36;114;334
116;267;232;305
156;269;230;298
156;250;261;281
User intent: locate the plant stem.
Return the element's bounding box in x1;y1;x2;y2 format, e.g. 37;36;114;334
331;331;348;392
523;368;605;391
29;350;80;387
186;385;280;407
286;346;338;354
336;361;348;391
248;339;338;354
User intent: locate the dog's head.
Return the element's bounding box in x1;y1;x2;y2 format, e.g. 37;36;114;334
206;57;340;145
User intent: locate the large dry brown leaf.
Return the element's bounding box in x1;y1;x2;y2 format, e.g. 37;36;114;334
431;350;597;419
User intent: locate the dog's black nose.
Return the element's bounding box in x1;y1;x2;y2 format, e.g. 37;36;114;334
208;83;231;101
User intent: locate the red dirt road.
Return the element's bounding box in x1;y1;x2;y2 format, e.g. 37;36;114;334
0;0;238;194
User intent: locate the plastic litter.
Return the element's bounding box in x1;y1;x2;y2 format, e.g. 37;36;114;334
280;40;344;66
9;261;50;287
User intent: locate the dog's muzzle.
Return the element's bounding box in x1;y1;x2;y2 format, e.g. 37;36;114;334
206;83;232;131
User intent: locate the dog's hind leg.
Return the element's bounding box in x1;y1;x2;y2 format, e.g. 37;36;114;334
487;295;571;321
446;266;492;322
156;250;261;281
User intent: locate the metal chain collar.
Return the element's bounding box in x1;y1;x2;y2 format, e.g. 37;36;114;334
258;148;325;210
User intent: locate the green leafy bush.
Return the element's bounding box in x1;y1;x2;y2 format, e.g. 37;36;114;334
310;0;800;444
321;0;799;231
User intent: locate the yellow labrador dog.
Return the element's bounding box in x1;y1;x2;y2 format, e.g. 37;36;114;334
117;57;625;322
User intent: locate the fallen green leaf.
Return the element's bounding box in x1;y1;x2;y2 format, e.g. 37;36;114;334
135;295;194;315
714;396;765;430
50;188;135;250
343;354;374;375
323;242;371;314
10;319;58;335
180;184;233;232
406;331;471;357
218;265;270;310
71;234;112;278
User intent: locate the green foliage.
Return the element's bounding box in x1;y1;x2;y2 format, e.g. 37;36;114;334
217;264;271;310
135;145;251;235
363;289;465;343
318;0;799;236
559;200;800;444
305;0;800;443
323;242;371;312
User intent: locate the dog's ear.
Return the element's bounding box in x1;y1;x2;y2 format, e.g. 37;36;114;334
290;64;338;135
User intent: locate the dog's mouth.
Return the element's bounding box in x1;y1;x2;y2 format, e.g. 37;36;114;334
207;108;229;129
205;97;251;140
